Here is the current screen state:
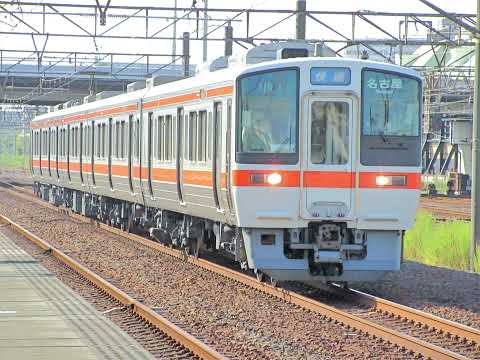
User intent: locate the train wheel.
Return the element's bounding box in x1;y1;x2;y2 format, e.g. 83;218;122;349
255;270;264;282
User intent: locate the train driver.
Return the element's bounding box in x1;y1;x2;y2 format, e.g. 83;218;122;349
242;114;272;152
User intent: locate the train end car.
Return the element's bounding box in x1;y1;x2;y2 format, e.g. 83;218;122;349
234;58;422;282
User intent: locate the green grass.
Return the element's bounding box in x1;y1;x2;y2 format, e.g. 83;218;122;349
0;130;29;170
404;211;480;273
0;154;29;169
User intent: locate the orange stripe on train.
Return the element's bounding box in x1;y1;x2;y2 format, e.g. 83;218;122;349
31;85;234;129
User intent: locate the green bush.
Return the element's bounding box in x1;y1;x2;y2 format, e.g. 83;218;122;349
404;211;480;273
421;175;448;194
0;130;29;170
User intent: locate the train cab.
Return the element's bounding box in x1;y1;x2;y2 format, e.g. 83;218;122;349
232;57;422;282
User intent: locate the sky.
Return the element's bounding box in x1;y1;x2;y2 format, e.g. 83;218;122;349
0;0;477;66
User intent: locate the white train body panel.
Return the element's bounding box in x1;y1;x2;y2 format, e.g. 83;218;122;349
31;55;422;283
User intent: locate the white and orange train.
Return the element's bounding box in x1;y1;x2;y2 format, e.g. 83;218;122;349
31;50;422;283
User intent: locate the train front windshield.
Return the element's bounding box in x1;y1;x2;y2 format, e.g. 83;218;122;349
361;69;422;166
236;68;299;164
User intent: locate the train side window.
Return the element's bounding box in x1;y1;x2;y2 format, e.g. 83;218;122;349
72;127;75;157
67;125;71;160
83;126;87;157
49;129;53;156
121;120;126;159
79;124;83;158
71;127;74;157
133;119;140;160
96;123;101;158
157;115;164;161
74;127;78;157
82;125;86;156
207;112;213;161
102;123;106;158
87;125;90;157
54;129;56;156
64;128;67;157
128;114;134;161
112;121;116;159
88;126;91;157
188;111;197;162
165;114;172;161
198;110;207;162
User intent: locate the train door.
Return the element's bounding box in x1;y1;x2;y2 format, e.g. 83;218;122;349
39;129;43;176
301;96;354;220
91;121;96;186
128;114;134;193
108;117;113;190
67;124;71;182
147;112;154;197
47;128;51;177
79;123;84;184
176;107;184;203
55;126;59;179
212;102;222;211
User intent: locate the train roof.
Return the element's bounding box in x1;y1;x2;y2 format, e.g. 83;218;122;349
32;56;420;124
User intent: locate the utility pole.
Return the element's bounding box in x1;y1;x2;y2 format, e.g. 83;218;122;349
172;0;177;63
183;32;190;77
296;0;306;40
203;0;208;62
419;0;480;271
470;0;480;271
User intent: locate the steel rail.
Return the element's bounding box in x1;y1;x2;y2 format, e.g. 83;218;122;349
0;182;473;360
0;211;227;360
352;288;480;345
322;284;480;346
419;205;470;220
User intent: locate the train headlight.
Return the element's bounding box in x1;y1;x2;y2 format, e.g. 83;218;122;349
375;175;391;186
375;175;407;186
266;173;282;186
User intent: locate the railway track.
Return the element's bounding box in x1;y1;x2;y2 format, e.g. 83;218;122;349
419;205;470;220
419;196;471;220
1;181;480;359
0;210;226;360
